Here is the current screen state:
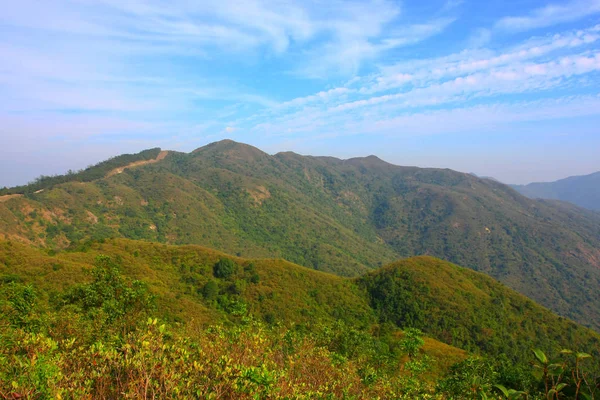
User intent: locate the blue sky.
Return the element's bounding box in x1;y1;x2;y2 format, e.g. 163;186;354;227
1;0;600;186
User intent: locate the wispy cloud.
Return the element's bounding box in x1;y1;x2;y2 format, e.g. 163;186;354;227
238;23;600;141
294;16;456;78
496;0;600;32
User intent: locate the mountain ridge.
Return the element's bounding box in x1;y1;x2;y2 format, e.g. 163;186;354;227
1;140;600;331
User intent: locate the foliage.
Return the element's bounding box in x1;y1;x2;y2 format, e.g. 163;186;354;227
58;255;155;337
213;257;237;279
0;282;40;330
530;348;597;399
358;256;600;366
437;357;499;399
1;241;600;398
400;328;425;359
2;239;600;372
0;266;440;399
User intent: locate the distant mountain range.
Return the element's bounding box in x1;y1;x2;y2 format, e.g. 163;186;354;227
1;140;600;331
512;171;600;211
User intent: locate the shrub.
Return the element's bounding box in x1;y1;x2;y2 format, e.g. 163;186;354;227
213;257;237;279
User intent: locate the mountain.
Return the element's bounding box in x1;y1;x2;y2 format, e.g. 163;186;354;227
512;171;600;211
1;238;598;366
1;140;600;331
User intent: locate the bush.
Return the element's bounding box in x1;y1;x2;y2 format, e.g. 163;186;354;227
202;280;219;300
59;255;155;336
213;258;237;279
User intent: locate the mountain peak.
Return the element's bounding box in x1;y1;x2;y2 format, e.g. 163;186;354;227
344;155;393;168
192;139;269;162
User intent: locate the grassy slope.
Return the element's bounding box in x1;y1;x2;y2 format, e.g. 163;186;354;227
0;238;375;330
1;140;600;331
1;238;598;367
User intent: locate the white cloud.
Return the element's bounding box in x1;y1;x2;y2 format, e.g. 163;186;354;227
496;0;600;32
251;94;600;140
2;0;600;171
276;88;353;109
383;18;456;48
367;25;600;93
0;0;458;119
237;21;600;142
296;17;455;78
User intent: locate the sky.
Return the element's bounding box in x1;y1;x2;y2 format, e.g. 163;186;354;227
1;0;600;186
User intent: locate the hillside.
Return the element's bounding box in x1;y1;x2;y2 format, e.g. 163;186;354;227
1;238;598;367
1;140;600;331
0;238;374;330
512;171;600;211
1;239;465;398
358;257;600;361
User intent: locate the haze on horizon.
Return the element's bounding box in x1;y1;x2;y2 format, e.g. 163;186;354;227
1;0;600;187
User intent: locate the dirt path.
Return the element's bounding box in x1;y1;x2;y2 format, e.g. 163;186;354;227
0;194;23;203
106;150;169;178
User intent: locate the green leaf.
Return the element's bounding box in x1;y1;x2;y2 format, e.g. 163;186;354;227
494;384;509;397
533;349;548;364
555;383;567;392
576;352;592;359
547;364;564;376
508;390;527;400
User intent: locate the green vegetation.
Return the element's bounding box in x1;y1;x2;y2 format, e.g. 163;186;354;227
213;257;237;279
1;140;599;331
3;141;600;397
1;244;600;398
358;257;600;363
0;253;443;398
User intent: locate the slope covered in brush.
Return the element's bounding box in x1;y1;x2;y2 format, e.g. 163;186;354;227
0;238;375;329
1;140;600;330
358;256;600;362
1;238;599;368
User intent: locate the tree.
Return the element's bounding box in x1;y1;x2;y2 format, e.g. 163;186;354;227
213;258;237;279
61;255;154;335
202;280;219;300
400;328;424;359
